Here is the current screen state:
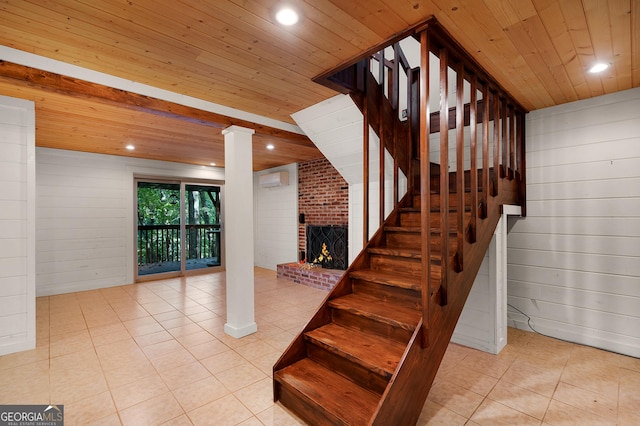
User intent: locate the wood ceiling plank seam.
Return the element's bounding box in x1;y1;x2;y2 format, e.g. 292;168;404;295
433;0;546;110
1;0;193;68
36;107;219;141
633;0;640;86
532;0;592;100
88;0;332;79
557;0;604;98
22;0;203;62
520;16;580;104
607;0;633;91
481;0;528;27
0;11;194;87
226;0;365;60
34;108;216;140
186;0;342;65
80;0;330;76
6;1;324;113
322;0;412;39
35;121;225;168
448;0;549;109
191;51;333;105
582;0;618;95
508;0;539;20
386;0;442;26
301;0;386;48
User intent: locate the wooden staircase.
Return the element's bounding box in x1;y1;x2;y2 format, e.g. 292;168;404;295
274;19;526;425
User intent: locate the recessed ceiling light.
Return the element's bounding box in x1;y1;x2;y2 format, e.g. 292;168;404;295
210;162;216;166
275;7;299;26
266;144;275;150
589;63;609;73
126;144;135;150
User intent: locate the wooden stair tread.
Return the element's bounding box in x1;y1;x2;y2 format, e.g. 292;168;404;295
328;293;420;331
305;323;405;378
351;267;441;288
275;358;379;425
349;269;421;291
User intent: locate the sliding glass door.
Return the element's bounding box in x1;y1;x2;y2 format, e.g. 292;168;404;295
185;184;221;271
136;179;223;279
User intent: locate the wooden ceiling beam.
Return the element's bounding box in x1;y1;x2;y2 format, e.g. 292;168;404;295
0;60;315;147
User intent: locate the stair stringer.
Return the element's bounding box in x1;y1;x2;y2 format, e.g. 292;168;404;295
370;177;520;425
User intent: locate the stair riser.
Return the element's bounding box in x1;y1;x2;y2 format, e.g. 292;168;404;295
385;233;458;256
386;232;420;250
306;343;389;395
412;192;472;210
399;213;458;228
276;382;344;426
331;308;414;344
352;280;420;306
370;254;421;276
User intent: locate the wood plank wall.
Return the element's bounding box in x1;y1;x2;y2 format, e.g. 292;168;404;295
507;87;640;358
35;148;224;296
253;163;299;269
0;96;35;355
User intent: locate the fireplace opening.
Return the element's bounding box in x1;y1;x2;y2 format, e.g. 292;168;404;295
306;225;348;270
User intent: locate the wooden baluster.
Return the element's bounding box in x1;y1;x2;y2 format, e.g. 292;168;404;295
379;110;385;227
469;75;478;242
439;47;449;306
455;63;464;272
492;92;500;196
419;29;431;348
392;44;400;111
363;68;370;246
379;49;385;93
378;50;385;227
392;44;400;207
501;97;508;179
509;105;515;180
481;84;489;218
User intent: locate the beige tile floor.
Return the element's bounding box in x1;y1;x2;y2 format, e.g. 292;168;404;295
0;267;638;425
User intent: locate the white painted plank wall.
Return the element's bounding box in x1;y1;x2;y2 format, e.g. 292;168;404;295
36;148;224;296
507;87;640;358
0;96;35;355
452;253;492;348
253;164;298;269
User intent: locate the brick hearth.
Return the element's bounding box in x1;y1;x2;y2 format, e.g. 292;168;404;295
277;263;344;291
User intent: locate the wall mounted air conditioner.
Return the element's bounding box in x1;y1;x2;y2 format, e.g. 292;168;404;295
259;171;289;187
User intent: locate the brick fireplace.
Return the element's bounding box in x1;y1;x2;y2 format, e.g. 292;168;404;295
277;157;349;291
297;157;349;262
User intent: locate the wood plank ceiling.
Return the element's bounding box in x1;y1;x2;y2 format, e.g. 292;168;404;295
0;0;637;170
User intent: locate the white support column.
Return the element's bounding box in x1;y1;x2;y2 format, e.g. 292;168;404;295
222;125;257;338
